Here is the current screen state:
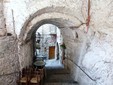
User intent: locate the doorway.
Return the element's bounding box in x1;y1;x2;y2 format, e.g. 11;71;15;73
34;24;64;68
49;46;55;59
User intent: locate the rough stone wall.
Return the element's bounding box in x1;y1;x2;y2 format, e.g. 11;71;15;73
0;73;18;85
77;1;113;85
0;0;6;36
63;1;113;85
0;36;19;85
18;40;33;69
0;1;3;29
61;25;90;82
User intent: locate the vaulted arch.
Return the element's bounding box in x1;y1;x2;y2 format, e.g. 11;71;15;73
19;7;85;44
18;7;87;83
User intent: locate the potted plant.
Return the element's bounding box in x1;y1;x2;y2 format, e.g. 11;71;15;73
60;43;66;49
35;43;40;49
60;43;66;61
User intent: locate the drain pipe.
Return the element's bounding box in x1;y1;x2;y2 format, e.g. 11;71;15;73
86;0;91;32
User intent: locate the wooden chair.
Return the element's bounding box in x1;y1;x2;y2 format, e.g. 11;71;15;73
38;68;45;85
29;70;41;85
17;68;30;85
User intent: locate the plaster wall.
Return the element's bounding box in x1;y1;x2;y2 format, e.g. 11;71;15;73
77;1;113;85
63;0;113;85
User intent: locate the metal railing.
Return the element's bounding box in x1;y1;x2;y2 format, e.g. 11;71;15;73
65;57;96;81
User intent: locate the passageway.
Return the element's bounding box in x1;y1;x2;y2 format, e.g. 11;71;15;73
17;7;87;85
19;22;80;85
44;66;78;85
32;24;78;85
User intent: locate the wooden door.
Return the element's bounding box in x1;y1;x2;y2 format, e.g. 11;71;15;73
49;46;55;59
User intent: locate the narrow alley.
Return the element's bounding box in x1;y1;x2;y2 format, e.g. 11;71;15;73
43;58;78;85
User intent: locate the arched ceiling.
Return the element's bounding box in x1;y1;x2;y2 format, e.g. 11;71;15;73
19;7;86;44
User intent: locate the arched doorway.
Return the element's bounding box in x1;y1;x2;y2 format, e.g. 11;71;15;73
18;7;83;69
18;7;86;84
34;24;64;68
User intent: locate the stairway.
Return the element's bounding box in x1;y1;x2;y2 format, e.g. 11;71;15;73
44;68;78;85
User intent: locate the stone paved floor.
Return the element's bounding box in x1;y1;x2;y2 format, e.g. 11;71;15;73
44;83;77;85
44;68;78;85
45;59;64;68
35;59;79;85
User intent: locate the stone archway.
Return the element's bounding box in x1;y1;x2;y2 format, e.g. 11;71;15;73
19;7;85;43
17;7;91;85
18;7;86;69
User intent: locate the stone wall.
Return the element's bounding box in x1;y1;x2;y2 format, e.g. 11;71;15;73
3;0;85;37
0;0;6;36
78;32;113;85
60;0;113;85
77;1;113;85
0;36;19;85
0;73;18;85
0;1;3;29
18;40;33;69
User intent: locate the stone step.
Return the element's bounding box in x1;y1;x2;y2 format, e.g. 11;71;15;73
45;70;78;85
45;68;78;85
44;82;78;85
46;74;73;81
45;75;78;84
46;68;70;74
45;80;78;84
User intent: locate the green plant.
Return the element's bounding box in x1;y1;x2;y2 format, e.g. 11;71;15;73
60;43;66;49
35;43;40;49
